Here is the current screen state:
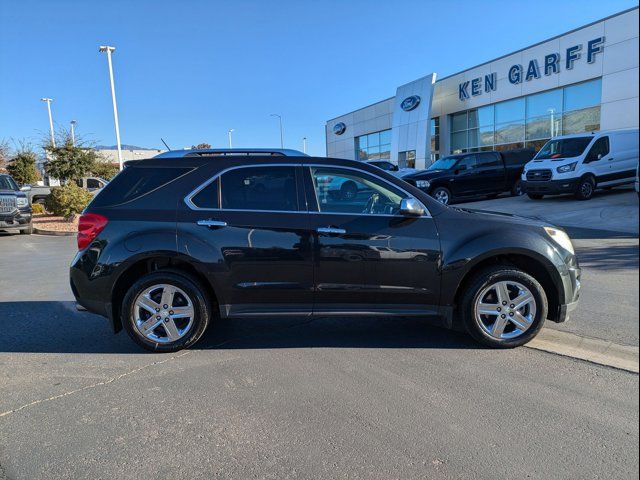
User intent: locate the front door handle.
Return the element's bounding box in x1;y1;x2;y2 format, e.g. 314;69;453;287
317;226;346;235
197;219;227;228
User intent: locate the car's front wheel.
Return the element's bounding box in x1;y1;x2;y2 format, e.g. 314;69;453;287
459;266;548;348
431;186;451;205
122;271;212;352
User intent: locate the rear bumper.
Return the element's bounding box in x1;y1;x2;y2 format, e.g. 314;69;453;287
524;179;578;195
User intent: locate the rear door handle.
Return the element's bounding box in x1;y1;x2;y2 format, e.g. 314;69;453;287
316;227;346;235
197;219;227;228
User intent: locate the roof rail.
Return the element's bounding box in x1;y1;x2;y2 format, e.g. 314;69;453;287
154;148;308;159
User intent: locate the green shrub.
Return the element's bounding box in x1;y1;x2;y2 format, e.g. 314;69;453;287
31;203;46;215
91;162;120;181
45;183;93;219
7;150;40;185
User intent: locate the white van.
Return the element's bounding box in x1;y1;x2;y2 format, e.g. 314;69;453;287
522;128;639;200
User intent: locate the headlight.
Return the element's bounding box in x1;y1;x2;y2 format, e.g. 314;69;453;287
544;227;575;254
557;162;577;174
16;197;29;208
416;180;430;189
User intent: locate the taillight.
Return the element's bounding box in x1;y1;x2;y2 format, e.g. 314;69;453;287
77;213;108;250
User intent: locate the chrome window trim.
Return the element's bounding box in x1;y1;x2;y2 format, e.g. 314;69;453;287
184;162;431;218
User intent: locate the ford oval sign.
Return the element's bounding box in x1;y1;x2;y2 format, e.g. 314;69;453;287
333;122;346;135
401;95;421;111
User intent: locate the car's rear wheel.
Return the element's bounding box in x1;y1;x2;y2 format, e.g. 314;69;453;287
122;271;211;352
460;266;547;348
511;179;524;196
340;181;358;201
431;186;451;205
574;175;596;200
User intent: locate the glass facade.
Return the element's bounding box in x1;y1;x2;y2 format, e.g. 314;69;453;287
449;78;602;154
430;117;440;161
355;129;392;160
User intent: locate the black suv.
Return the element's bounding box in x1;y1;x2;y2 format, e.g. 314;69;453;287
403;149;535;205
70;149;581;352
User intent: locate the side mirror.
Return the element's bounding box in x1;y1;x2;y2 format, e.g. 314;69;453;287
597;153;603;160
391;165;399;171
455;164;467;174
399;197;425;217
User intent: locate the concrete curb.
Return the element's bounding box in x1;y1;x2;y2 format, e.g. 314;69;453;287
527;328;639;373
32;227;77;237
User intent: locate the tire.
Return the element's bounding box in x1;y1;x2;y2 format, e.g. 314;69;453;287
20;224;33;235
574;175;596;200
121;271;212;352
510;180;524;196
527;193;544;200
430;186;451;205
340;181;358;201
459;266;548;348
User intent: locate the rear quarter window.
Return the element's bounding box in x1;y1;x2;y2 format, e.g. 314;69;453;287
90;166;192;207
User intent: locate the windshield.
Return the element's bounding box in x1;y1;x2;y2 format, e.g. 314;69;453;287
535;137;592;160
0;175;18;191
427;157;459;170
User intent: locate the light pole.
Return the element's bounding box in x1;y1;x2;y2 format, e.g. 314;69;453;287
302;137;307;154
70;120;77;146
40;98;55;147
228;129;234;149
270;114;284;148
99;45;124;170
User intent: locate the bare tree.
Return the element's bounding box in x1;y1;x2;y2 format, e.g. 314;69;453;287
0;139;10;173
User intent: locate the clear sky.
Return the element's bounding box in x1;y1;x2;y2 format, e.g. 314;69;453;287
1;0;637;156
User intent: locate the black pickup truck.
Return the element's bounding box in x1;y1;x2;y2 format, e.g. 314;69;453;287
0;173;32;234
403;149;535;205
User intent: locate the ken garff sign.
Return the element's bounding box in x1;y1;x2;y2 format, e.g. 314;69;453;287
401;95;421;111
333;122;346;135
458;37;605;101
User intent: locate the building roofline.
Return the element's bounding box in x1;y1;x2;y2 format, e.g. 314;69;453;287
326;96;395;123
436;6;638;82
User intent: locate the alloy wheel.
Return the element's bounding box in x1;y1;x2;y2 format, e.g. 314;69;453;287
434;189;449;205
474;280;537;340
133;284;195;343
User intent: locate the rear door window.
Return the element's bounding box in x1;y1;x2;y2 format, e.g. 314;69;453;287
220;166;298;212
91;166;192;207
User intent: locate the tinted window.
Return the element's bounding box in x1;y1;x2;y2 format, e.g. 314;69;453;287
190;178;219;209
457;155;477;170
86;178;101;189
586;137;610;161
91;167;191;207
476;153;501;168
220;166;298;211
311;167;405;215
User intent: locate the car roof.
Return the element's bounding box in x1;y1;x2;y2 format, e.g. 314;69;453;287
153;148;307;159
550;128;639;141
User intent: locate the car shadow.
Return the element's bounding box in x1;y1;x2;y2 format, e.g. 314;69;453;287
0;301;479;354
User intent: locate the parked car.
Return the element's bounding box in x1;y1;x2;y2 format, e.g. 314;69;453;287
70;149;581;352
403;149;535;205
0;173;32;235
22;176;110;204
522;128;639;200
366;159;416;177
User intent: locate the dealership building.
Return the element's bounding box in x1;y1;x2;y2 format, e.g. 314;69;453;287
325;7;639;170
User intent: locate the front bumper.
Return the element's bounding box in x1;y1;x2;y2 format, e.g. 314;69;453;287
524;178;579;195
0;209;32;231
554;264;581;323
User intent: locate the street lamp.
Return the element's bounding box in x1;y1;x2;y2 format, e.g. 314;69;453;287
270;113;284;148
228;129;234;149
302;137;307;154
40;98;55;147
70;120;77;146
99;45;124;170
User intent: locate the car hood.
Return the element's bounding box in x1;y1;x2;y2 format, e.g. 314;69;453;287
0;189;19;195
404;169;450;181
449;206;549;228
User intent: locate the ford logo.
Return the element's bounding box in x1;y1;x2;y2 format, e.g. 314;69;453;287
333;122;346;135
401;95;421;111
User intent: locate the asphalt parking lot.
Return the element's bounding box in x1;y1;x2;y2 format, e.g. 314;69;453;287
0;190;638;479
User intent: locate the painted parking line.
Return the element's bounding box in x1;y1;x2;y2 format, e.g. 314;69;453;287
527;328;639;373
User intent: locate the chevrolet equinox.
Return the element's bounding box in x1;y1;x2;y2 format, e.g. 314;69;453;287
70;149;581;352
